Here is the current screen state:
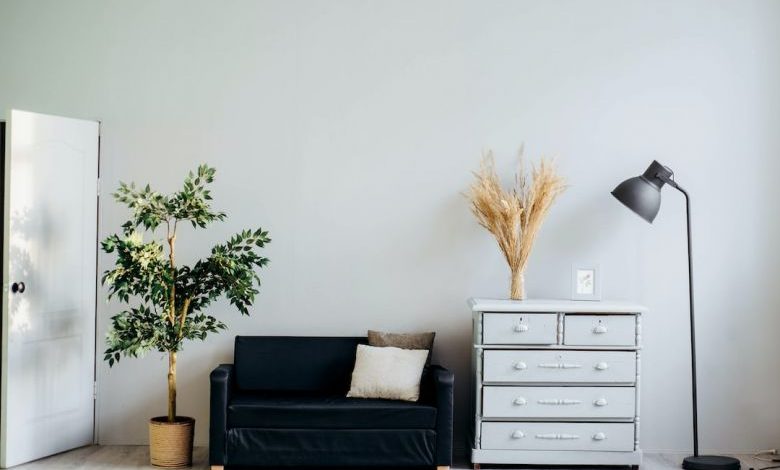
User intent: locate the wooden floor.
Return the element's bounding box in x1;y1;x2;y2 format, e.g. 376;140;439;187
10;446;769;470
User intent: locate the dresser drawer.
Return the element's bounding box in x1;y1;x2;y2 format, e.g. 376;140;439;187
482;386;635;419
481;422;634;451
564;315;636;346
483;313;557;345
483;350;636;384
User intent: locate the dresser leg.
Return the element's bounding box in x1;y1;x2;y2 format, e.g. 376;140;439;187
211;466;224;470
473;465;481;470
437;467;451;470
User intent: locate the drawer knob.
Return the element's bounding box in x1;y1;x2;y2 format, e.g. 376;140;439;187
513;324;529;332
593;432;607;441
513;397;527;406
595;362;609;371
511;430;525;439
513;361;527;370
594;398;608;406
593;324;608;334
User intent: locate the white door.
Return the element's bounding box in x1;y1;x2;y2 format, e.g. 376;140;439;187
0;110;99;468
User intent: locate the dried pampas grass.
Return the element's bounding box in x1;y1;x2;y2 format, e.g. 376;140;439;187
469;150;567;300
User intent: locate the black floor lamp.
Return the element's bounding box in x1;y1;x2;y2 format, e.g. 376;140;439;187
611;161;740;470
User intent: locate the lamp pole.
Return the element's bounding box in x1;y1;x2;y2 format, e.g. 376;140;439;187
662;179;698;456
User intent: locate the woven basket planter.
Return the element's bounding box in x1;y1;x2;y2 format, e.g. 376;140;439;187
149;417;195;468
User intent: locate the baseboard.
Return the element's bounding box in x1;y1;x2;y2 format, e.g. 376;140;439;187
97;440;210;447
644;449;762;455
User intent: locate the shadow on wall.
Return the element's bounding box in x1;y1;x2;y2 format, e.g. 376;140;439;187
524;174;643;301
422;188;494;457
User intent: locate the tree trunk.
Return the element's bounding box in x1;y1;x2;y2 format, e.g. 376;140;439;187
510;269;525;300
168;351;177;422
166;225;178;423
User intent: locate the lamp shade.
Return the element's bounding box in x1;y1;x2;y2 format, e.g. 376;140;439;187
611;160;672;223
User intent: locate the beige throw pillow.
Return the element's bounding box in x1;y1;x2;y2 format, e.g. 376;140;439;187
347;344;428;402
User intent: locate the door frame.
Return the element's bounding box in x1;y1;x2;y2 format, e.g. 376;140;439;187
92;121;101;445
0;121;4;445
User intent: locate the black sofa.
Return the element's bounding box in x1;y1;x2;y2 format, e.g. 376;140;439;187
210;336;454;469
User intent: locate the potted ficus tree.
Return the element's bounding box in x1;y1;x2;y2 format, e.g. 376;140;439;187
101;165;270;467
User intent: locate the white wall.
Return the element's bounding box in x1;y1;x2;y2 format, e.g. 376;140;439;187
2;0;779;454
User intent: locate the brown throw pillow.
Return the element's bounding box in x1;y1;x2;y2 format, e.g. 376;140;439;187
367;330;435;364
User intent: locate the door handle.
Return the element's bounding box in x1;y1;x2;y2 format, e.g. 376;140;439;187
538;362;582;369
593;324;608;334
11;282;25;294
537;398;582;405
513;324;529;332
535;433;580;440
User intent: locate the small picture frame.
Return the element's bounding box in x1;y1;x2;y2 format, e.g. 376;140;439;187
571;264;601;301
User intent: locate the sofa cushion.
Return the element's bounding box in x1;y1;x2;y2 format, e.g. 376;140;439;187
227;391;437;429
226;428;436;467
234;336;366;392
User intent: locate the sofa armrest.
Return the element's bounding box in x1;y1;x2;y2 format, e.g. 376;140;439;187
425;364;454;466
209;364;234;466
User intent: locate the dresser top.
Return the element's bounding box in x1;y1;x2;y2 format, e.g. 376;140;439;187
469;298;647;313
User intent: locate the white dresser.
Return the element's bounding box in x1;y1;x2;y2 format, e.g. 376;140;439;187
470;298;645;469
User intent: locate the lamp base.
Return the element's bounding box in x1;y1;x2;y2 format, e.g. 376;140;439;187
682;455;741;470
